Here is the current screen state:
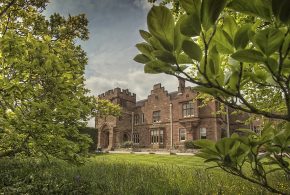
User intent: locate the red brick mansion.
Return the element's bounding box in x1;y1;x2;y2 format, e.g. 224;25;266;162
96;79;255;150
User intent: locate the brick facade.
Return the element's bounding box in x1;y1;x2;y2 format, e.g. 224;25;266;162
96;79;253;150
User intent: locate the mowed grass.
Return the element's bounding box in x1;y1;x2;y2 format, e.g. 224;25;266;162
84;154;289;195
92;153;210;168
1;154;289;194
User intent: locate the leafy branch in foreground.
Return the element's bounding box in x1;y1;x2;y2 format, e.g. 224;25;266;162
136;0;290;193
195;122;290;195
136;0;290;121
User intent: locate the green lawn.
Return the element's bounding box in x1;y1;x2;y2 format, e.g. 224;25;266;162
1;154;289;194
92;153;210;168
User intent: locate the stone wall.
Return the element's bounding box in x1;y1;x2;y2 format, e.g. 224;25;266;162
96;79;231;150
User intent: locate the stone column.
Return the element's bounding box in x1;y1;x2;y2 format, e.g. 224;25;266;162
97;129;102;149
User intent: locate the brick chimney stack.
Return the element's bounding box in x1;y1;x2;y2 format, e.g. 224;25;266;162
178;78;185;94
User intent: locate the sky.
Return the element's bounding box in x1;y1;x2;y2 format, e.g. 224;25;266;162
45;0;185;126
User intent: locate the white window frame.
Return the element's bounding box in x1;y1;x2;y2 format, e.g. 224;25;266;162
183;101;194;118
152;111;161;123
133;133;139;144
200;127;207;139
150;129;163;144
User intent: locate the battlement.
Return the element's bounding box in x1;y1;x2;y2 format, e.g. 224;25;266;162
98;87;136;102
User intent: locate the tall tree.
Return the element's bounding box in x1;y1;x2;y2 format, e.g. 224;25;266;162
135;0;290;194
0;0;117;162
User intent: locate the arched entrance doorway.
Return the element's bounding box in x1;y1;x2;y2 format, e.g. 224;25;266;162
98;124;111;149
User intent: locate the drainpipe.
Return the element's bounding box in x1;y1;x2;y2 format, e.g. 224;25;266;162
170;103;173;148
131;112;134;142
226;105;230;138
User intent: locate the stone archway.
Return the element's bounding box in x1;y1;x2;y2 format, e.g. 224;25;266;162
102;130;110;148
98;124;112;149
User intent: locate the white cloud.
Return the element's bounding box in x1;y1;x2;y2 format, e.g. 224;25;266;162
133;0;152;11
85;69;183;100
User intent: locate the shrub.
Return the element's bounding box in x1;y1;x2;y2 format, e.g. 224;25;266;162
0;158;91;194
184;140;202;149
79;127;98;152
184;140;195;149
121;141;133;148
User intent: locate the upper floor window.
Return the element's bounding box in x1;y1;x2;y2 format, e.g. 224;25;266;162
200;127;207;139
134;114;139;125
152;111;161;123
141;113;145;123
133;133;139;144
179;128;186;141
183;101;194;117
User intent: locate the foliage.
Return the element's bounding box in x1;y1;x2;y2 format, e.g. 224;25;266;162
121;141;134;148
195;122;290;194
79;127;98;152
96;98;121;118
136;0;290;194
184;139;195;149
0;158;91;194
0;0;120;163
0;0;93;162
137;1;290;121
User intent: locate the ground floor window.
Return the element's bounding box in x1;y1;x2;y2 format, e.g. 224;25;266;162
123;133;129;142
200;128;207;139
151;129;163;144
133;133;139;144
179;128;186;141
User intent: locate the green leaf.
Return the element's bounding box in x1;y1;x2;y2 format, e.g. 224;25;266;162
267;58;278;73
177;53;193;64
223;15;237;40
180;13;201;37
136;43;154;58
193;86;228;97
180;0;201;15
182;40;202;61
201;0;227;30
174;17;187;53
227;71;239;91
133;54;151;64
215;138;239;158
208;46;220;75
282;34;290;56
236;128;257;135
148;36;165;51
153;50;176;64
147;6;174;51
253;28;284;56
234;25;251;49
272;0;290;24
214;28;234;54
227;0;272;20
194;139;216;149
139;30;152;42
231;49;265;63
144;60;173;74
